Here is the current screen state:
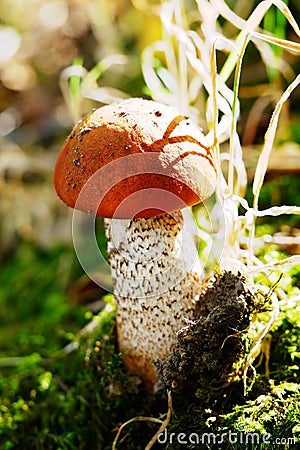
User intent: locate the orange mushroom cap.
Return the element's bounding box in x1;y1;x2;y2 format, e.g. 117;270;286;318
53;98;216;219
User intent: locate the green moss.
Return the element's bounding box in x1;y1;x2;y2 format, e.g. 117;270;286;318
0;239;299;449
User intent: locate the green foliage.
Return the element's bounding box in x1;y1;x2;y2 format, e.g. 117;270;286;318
0;241;83;358
256;174;300;214
0;238;299;449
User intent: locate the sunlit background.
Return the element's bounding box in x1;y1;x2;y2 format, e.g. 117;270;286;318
0;0;299;258
0;0;161;255
0;1;300;447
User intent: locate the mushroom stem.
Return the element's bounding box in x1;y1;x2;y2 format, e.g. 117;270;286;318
104;209;203;389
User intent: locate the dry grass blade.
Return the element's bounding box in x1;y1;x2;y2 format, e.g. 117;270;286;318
210;40;221;168
60;55;129;123
247;255;300;274
112;417;163;450
251;206;300;217
142;42;179;106
252;73;300;207
210;0;246;30
227;34;249;196
220;0;300;82
251;31;300;53
145;390;172;450
234;196;300;218
112;390;172;450
84;87;129;105
189;32;234;118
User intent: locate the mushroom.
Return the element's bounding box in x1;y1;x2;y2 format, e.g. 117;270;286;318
54;98;216;389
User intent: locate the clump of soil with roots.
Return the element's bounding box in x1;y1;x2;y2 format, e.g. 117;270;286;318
155;271;273;393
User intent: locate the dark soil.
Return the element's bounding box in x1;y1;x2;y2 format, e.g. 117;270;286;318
155;271;266;392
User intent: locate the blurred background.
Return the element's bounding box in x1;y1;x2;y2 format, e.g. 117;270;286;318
0;0;156;254
0;0;299;448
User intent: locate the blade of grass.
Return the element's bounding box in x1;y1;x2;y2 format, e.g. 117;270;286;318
252;73;300;208
59;58;87;123
142;42;178;105
220;0;300;83
228;34;249;195
251;30;300;53
248;74;300;268
172;0;188;113
247;255;300;274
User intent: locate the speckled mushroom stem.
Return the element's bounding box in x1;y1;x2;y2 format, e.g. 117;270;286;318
104;209;203;389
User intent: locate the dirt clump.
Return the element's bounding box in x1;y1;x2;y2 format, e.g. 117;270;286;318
154;271;261;392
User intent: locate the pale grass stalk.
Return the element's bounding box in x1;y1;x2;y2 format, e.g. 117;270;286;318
210;40;221;177
251;30;300;53
228;34;249;196
187;31;234;117
174;0;189;114
112;390;172;450
160;1;180;82
249;206;300;217
220;0;300;83
252;73;300;207
251;37;295;81
208;32;249;271
81;54;128;93
142;42;176;105
210;0;247;30
148;0;190;112
112;417;163;450
247;255;300;275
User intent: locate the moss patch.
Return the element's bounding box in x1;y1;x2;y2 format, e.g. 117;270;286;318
0;245;299;449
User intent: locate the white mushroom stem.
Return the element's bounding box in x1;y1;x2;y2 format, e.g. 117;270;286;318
104;209;203;389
